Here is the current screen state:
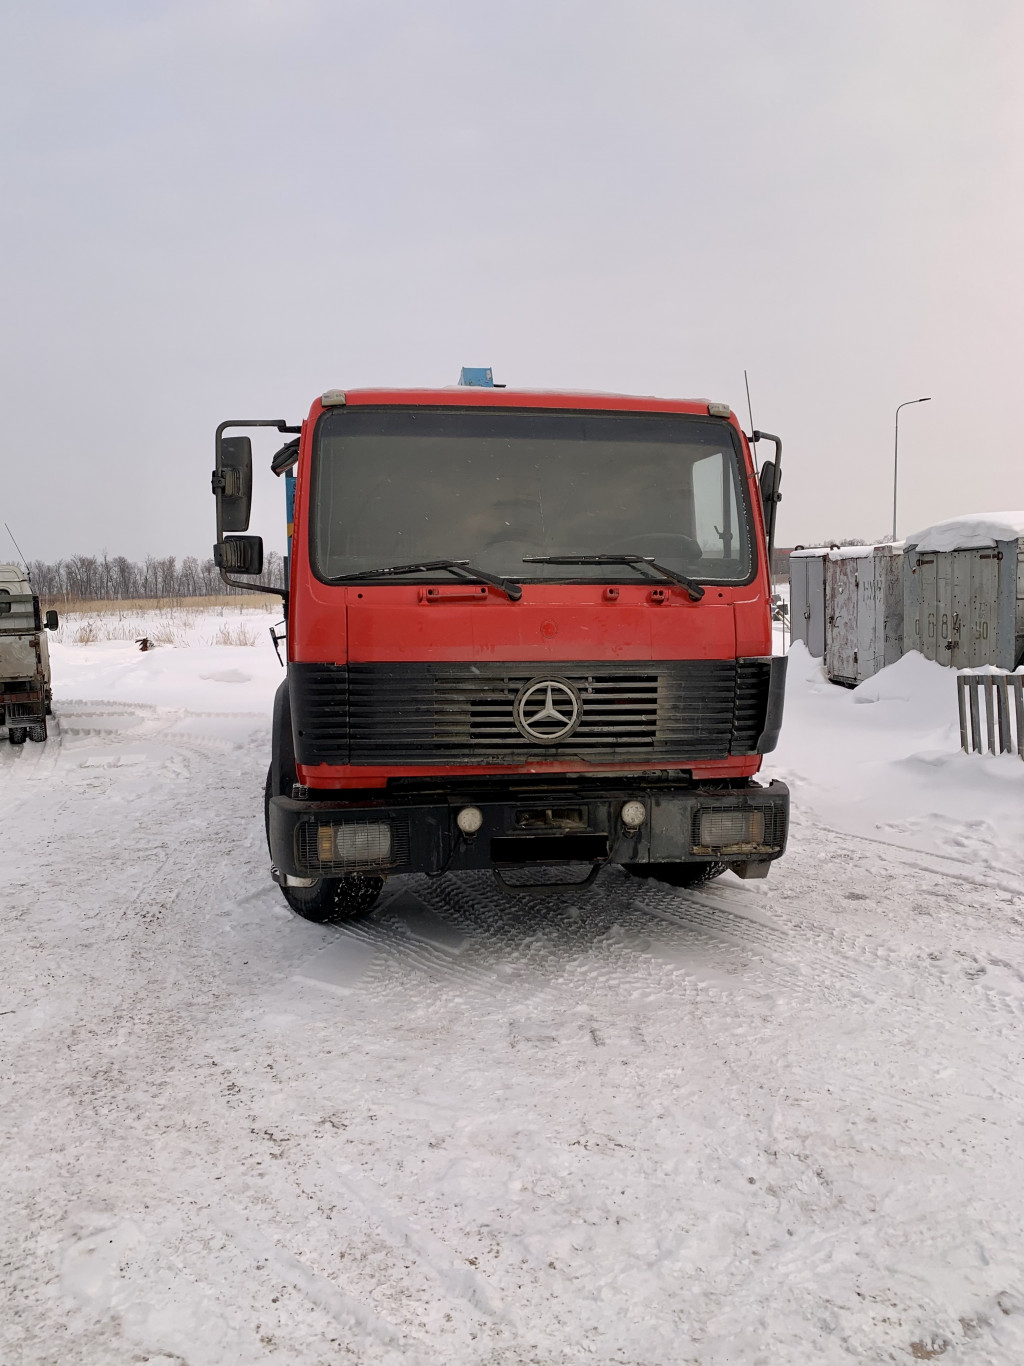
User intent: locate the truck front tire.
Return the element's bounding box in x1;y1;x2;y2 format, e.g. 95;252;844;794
280;874;385;923
624;861;727;889
264;764;384;923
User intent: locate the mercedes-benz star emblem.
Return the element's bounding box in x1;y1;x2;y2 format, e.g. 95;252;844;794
513;677;582;744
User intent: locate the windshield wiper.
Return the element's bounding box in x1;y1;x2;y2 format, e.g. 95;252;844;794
523;554;705;601
336;559;522;601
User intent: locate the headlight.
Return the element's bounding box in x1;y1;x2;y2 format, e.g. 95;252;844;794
697;809;765;849
317;822;392;865
620;800;647;829
456;806;484;835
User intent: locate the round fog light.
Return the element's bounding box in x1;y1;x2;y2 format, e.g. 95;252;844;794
621;800;647;829
456;806;484;835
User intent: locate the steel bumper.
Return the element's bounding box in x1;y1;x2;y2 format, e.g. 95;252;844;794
268;780;790;881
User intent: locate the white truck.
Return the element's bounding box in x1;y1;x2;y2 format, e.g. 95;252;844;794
0;565;58;744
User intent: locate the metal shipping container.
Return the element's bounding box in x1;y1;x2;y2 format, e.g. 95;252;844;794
904;537;1024;670
788;549;827;658
824;544;905;687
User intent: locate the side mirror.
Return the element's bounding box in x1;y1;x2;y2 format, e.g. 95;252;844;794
215;435;253;533
214;535;264;575
44;610;58;630
759;460;781;529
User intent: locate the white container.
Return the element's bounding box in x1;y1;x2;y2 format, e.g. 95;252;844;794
824;544;904;686
904;513;1024;670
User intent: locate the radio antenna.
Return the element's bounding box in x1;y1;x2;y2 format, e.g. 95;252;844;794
4;523;29;574
744;370;759;473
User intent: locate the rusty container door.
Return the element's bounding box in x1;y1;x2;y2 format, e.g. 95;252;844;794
962;549;1000;667
905;552;939;661
858;556;881;678
933;553;954;665
905;546;1010;668
825;556;861;685
880;546;905;667
948;551;969;667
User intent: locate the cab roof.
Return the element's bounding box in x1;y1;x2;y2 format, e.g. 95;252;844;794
312;388;734;420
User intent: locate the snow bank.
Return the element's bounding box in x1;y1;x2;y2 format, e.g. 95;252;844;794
765;643;1024;871
49;608;284;715
905;510;1024;552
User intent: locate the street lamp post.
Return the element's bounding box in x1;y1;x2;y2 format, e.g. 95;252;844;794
892;397;931;542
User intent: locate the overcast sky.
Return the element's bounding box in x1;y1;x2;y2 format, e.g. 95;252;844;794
2;0;1021;563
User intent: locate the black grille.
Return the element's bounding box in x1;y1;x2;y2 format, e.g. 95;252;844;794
291;663;348;764
469;673;660;748
291;659;772;766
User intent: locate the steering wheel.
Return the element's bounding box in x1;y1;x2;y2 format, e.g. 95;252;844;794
606;532;704;562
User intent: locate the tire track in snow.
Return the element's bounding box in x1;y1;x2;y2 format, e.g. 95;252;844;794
334;858;1024;1131
210;1206;417;1357
49;715;502;1355
807;818;1024;898
13;681;1024;1364
67;709;1019;1086
311;1162;505;1319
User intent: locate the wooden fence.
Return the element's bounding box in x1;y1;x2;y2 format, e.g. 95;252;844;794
957;672;1024;758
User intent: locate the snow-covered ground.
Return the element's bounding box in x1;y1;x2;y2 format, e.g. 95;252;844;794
3;610;1024;1365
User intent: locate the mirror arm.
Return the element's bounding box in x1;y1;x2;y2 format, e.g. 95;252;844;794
751;429;782;562
214;419;297;600
222;575;288;601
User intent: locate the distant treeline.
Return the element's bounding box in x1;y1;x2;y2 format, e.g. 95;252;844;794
26;552;286;602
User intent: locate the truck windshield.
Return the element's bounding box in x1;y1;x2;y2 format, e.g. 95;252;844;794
311;407;755;585
0;589;35;630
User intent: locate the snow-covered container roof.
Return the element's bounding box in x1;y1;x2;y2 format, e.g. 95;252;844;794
789;544;903;561
827;545;878;561
905;511;1024;553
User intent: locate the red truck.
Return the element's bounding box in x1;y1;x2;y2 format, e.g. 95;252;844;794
212;375;788;923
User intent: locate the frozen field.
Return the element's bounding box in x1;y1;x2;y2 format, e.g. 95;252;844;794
3;608;1024;1365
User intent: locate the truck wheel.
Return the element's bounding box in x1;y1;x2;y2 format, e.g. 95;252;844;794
624;861;726;889
282;875;385;924
264;766;384;923
8;727;27;745
29;721;46;743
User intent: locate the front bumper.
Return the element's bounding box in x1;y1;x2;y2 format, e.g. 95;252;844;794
268;780;790;881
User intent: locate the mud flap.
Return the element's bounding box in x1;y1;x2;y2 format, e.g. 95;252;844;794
731;861;772;879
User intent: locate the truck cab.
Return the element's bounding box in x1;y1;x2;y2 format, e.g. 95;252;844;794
212;381;788;922
0;564;58;744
